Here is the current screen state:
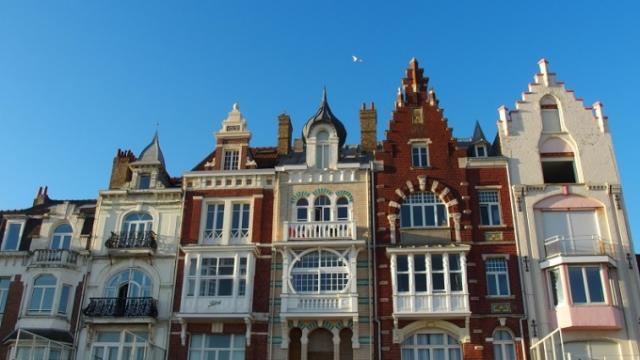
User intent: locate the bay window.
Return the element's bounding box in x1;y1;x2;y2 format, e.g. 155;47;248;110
189;334;245;360
201;200;252;245
186;255;249;298
393;253;465;294
290;250;349;293
29;275;56;313
401;332;461;360
91;331;149;360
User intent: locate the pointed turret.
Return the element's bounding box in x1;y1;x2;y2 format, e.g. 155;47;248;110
471;121;488;144
302;89;347;147
132;132;166;167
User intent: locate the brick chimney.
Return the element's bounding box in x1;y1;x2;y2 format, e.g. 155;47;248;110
109;149;135;189
277;113;292;156
33;186;51;206
359;102;377;153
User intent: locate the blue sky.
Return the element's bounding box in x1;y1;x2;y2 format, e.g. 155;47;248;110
1;1;639;250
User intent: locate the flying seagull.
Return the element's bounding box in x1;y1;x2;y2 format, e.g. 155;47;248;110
352;55;363;63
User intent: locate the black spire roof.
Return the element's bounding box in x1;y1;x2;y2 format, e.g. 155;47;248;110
471;121;488;144
302;89;347;147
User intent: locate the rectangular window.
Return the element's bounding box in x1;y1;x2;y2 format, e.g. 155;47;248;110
549;268;564;306
478;191;501;226
412;144;429;167
431;255;445;292
569;266;605;304
449;254;463;292
413;255;427;292
396;255;410;293
485;258;510;296
474;145;487;157
231;203;250;242
186;256;248;298
204;204;225;244
0;278;9;315
3;223;23;251
223;150;240;170
394;253;466;296
542;160;576;184
138;174;151;189
58;285;72;315
189;334;245;360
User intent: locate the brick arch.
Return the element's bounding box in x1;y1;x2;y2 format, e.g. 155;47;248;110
386;176;460;215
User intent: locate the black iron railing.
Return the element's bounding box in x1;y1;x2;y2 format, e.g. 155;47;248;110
83;297;158;318
105;231;157;250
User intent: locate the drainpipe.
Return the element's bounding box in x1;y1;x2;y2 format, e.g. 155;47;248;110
369;160;382;360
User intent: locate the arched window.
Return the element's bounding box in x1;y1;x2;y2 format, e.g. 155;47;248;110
123;212;153;235
336;197;349;221
493;329;516;360
29;274;57;313
296;198;309;222
316;131;330;169
401;192;448;228
401;331;461;360
541;95;562;132
291;250;349;293
314;196;331;222
105;269;153;298
51;224;72;250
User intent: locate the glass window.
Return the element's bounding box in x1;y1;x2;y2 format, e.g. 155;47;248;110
396;255;410;293
186;256;248;298
51;224;72;250
231;203;250;242
138;174;151;189
92;331;148;360
314;196;331;222
3;223;23;251
316;131;330;169
549;268;564;306
189;334;245;360
486;258;510;296
541;159;576;184
123;212;153;235
569;266;605;304
400;192;448;228
291;250;349;293
0;278;10;315
479;191;501;226
296;198;309;222
105;268;152;298
412;144;429;167
493;330;516;360
58;285;72;315
475;145;487;158
29;275;57;313
432;255;445;292
336;197;349;221
223;150;240;170
204;204;225;244
394;253;465;296
401;332;461;360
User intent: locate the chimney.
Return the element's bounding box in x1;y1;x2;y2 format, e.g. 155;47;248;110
277;113;292;156
360;102;377;153
109;149;135;189
33;186;51;206
293;138;304;153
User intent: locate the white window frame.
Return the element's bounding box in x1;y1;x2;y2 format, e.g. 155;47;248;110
567;265;606;305
474;144;488;158
138;173;151;189
485;257;510;297
491;329;516;360
230;203;250;243
58;284;72;315
51;224;73;250
400;192;449;228
401;331;461;360
548;267;565;307
392;253;466;296
411;143;429;167
295;198;309;222
200;198;253;245
28;274;57;314
222;149;240;170
188;333;245;360
2;220;25;251
185;254;249;298
290;250;350;294
0;278;10;321
478;190;502;227
91;330;149;360
313;195;332;222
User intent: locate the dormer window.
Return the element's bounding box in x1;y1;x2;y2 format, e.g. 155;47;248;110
316;131;330;169
51;224;73;250
138;174;151;189
223;149;240;170
2;221;23;251
474;145;487;158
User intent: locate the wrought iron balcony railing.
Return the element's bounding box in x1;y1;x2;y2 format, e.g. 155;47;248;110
28;249;79;267
543;235;613;258
83;297;158;318
105;231;157;250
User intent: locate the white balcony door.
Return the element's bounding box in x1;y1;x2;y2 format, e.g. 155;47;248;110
542;211;599;253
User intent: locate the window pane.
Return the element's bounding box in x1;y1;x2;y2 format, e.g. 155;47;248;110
397;256;408;271
432;274;444;291
585;267;605;302
401;205;411;227
397;274;409;293
569;267;587;303
414;255;425;271
448;255;460;271
423;206;434;226
29;288;43;311
402;349;414;360
549;269;564;306
436;205;446;226
414;274;427;292
207;334;231;348
490;205;501;225
480;206;490;225
431;255;443;270
450;273;462;291
4;223;22;250
58;285;71;314
218;279;233;296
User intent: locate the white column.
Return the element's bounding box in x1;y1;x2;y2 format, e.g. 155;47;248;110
300;328;309;360
332;328;341;360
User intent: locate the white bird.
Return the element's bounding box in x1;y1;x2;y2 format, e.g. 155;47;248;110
352;55;363;63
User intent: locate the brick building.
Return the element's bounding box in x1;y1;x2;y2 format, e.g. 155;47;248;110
167;103;278;360
373;59;525;360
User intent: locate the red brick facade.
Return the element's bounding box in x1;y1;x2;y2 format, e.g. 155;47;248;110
373;59;525;359
0;276;24;360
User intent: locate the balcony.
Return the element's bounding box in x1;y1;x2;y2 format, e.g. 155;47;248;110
283;221;356;241
543;235;613;258
393;293;470;317
201;229;249;245
280;293;357;316
83;297;158;318
105;231;157;255
28;249;79;268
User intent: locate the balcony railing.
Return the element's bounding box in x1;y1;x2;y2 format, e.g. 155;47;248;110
543;235;612;258
105;231;157;250
393;293;470;315
28;249;79;267
281;293;357;314
83;297;158;318
284;221;356;241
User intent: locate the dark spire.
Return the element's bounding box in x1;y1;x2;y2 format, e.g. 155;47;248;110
133;131;166;167
471;121;488;144
302;89;347;147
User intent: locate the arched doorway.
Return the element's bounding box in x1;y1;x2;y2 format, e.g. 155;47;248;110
308;328;333;360
339;328;352;360
288;328;302;360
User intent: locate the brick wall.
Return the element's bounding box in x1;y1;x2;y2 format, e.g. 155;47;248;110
0;276;23;359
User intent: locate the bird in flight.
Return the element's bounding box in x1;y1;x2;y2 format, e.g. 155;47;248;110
352;55;364;63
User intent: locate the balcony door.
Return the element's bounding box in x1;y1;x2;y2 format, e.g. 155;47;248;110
542;211;599;255
123;213;153;236
106;269;153;298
